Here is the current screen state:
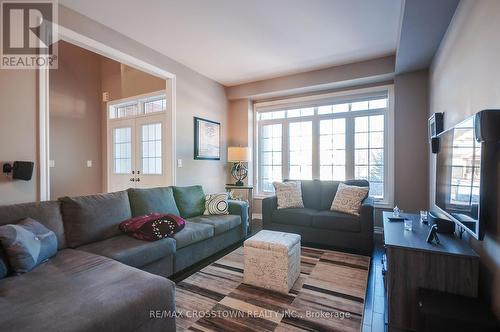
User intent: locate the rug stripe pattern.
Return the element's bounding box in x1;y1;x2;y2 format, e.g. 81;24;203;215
177;246;370;332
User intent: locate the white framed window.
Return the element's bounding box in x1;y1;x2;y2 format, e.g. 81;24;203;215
320;118;346;181
141;123;162;175
254;85;394;207
109;92;166;119
113;127;132;174
260;123;282;192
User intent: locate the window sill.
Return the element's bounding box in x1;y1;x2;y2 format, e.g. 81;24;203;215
254;194;274;200
373;201;393;209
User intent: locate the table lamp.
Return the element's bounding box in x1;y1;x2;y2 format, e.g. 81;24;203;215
228;147;250;186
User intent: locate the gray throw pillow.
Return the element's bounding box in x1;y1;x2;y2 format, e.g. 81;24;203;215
0;218;57;274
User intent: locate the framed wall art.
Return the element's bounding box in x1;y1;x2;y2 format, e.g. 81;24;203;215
194;117;221;160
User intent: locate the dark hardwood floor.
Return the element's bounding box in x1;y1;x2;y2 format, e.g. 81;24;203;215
362;241;385;332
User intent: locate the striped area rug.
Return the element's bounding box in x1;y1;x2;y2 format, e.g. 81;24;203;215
176;246;370;332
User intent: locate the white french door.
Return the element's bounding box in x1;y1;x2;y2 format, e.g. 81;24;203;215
135;114;167;188
108;114;168;191
108;119;135;192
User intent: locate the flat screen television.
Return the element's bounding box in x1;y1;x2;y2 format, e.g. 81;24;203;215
435;116;482;238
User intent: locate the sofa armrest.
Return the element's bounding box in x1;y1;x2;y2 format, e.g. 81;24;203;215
262;196;277;226
228;200;249;237
360;196;374;236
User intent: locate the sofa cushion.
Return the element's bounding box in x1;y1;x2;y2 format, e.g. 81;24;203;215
172;221;214;249
59;191;132;248
319;180;370;210
311;211;361;233
274;181;304;209
330;183;369;216
0;218;58;274
299;180;321;210
0;249;175;332
272;208;317;227
0;201;66;249
128;187;180;217
172;185;205;218
319;181;341;210
78;234;176;268
203;193;229;215
188;214;241;235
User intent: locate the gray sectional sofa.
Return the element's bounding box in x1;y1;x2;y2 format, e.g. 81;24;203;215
0;185;248;332
262;179;373;254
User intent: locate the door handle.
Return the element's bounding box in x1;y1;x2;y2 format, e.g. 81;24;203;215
135;178;140;182
130;178;135;182
137;171;140;175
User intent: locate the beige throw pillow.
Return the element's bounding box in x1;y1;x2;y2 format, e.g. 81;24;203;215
273;181;304;209
330;183;369;216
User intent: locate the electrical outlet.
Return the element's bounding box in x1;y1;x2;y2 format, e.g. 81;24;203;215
177;159;183;168
49;160;55;168
86;160;92;168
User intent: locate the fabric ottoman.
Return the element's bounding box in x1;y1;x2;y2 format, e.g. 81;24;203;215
243;230;301;294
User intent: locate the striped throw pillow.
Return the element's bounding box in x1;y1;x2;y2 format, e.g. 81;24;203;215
204;193;229;215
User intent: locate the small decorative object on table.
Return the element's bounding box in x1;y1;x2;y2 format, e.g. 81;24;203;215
393;205;401;217
420;210;428;224
243;230;301;294
227;146;250;186
404;217;413;231
426;224;440;244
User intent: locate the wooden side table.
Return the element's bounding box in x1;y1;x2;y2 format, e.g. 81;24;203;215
225;184;253;232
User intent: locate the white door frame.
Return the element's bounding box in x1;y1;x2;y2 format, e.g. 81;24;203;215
38;24;177;201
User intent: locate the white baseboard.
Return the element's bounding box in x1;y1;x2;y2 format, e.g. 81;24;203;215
252;213;262;220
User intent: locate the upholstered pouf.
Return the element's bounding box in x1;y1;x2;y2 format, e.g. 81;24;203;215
243;230;301;294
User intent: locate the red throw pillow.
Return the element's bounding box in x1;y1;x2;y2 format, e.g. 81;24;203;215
119;213;186;241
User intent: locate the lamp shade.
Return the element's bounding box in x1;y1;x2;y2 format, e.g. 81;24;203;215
228;147;250;162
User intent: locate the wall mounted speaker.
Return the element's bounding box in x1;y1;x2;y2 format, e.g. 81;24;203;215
429;112;444;142
12;161;34;181
431;136;440;154
475;110;500;142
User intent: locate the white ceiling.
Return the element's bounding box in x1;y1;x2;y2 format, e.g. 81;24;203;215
60;0;403;86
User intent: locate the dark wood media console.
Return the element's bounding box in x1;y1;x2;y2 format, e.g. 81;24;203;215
382;212;479;332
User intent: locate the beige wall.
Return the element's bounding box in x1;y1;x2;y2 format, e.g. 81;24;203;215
0;70;38;204
100;58;166;101
429;0;500;318
49;42;169;200
394;70;429;212
49;41;103;199
227;99;253;185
